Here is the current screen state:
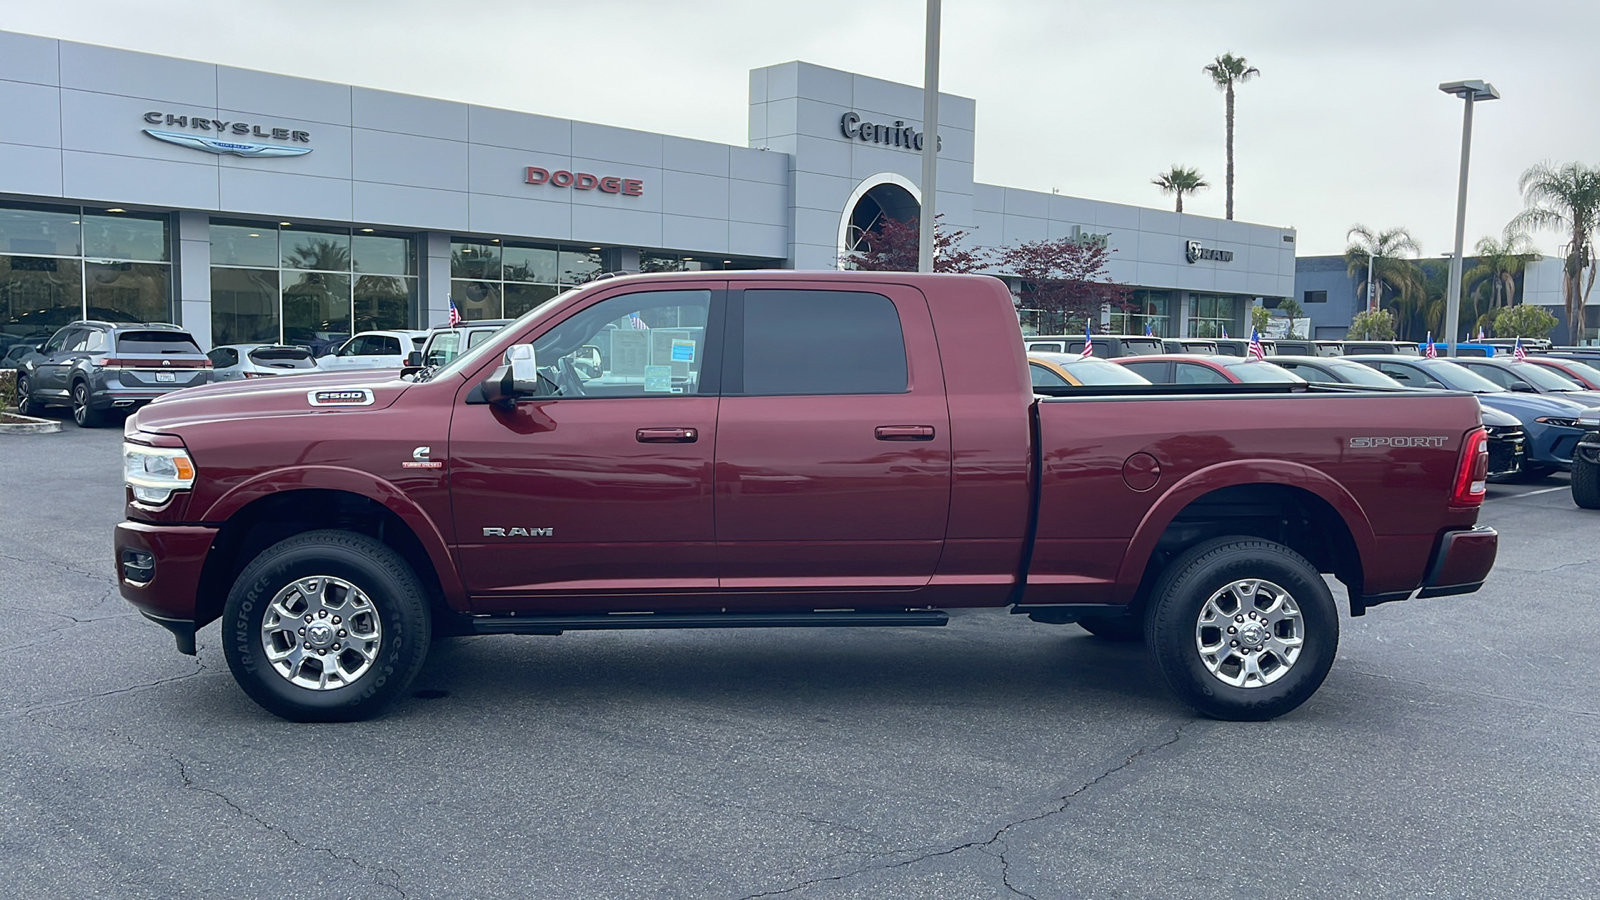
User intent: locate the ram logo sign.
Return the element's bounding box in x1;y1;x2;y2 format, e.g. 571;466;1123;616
483;527;555;538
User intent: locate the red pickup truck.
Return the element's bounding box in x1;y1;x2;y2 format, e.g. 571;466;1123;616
116;272;1497;722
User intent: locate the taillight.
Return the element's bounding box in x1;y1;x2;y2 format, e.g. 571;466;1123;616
1450;427;1488;508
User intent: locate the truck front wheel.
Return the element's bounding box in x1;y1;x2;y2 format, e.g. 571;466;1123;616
222;530;432;722
1572;455;1600;509
1146;538;1338;722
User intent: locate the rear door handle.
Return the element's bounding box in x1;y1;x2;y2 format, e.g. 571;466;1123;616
637;427;698;443
875;425;935;441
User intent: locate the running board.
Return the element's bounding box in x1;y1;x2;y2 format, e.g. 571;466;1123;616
469;610;950;635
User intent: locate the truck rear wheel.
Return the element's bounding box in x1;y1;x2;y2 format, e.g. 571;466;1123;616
222;529;431;722
1145;537;1338;721
1573;456;1600;509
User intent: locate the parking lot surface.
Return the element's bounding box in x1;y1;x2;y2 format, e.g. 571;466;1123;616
2;423;1597;899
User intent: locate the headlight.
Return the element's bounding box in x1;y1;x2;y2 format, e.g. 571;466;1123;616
123;443;196;504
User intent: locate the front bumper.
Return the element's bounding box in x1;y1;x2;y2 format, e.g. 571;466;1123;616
114;520;219;655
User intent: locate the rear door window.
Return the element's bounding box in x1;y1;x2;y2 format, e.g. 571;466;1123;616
1030;363;1070;387
208;348;240;368
1119;361;1169;382
115;331;202;354
735;289;906;395
1177;363;1230;384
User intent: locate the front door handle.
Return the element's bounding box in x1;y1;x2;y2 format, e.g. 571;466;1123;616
875;425;936;441
637;427;698;443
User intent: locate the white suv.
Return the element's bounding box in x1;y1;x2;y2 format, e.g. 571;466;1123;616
316;330;428;372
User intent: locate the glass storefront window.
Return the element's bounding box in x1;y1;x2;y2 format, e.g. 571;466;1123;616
83;214;168;262
355;274;415;332
0;204;80;257
1188;293;1241;339
283;271;352;352
503;245;558;283
282;228;351;271
85;261;171;324
210;267;279;346
559;249;601;285
0;255;85;353
353;234;415;276
451;241;501;280
505;283;559;318
211;224;280;267
450;280;503;321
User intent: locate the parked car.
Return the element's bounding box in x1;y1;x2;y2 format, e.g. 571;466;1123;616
2;342;33;370
15;321;212;427
1573;411;1600;508
1162;338;1218;354
315;330;428;372
1520;355;1600;390
1268;355;1524;480
1027;353;1154;388
1450;357;1600;407
208;344;320;381
1342;341;1420;355
1211;337;1278;358
1347;355;1596;477
115;271;1495;723
409;320;513;368
1024;334;1166;358
1270;339;1343;357
1112;354;1306;385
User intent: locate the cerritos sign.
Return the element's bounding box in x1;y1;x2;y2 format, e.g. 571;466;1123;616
1185;240;1234;264
839;112;941;152
142;112;312;158
524;167;644;197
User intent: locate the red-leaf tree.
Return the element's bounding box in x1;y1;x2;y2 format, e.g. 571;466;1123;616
1001;234;1131;332
844;214;990;273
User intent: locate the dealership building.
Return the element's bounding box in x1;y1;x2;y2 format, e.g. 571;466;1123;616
0;28;1297;352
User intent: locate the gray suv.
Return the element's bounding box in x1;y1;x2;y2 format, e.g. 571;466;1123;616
15;321;213;427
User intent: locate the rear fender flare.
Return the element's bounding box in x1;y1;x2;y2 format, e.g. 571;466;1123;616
201;466;466;606
1114;460;1376;598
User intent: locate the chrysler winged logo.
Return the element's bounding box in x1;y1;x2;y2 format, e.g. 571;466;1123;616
144;129;313;158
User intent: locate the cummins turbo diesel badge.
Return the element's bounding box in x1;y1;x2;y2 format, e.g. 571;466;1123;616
307;388;375;407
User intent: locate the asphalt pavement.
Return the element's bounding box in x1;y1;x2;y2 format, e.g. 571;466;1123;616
2;420;1597;899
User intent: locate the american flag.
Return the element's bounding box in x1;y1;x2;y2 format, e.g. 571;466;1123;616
448;300;462;327
1144;322;1154;337
1221;325;1229;339
1513;337;1527;360
1247;328;1265;361
1425;332;1437;358
1080;324;1094;359
1477;327;1486;341
629;312;650;330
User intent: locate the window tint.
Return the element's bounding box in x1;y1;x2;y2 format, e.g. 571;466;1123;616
65;329;90;353
1027;341;1065;353
1375;363;1427;387
43;329;71;353
85;330;109;352
115;331;201;354
1460;363;1514;388
740;290;906;395
1177;363;1230;384
528;289;712;398
1030;363;1070;387
1120;361;1168;382
208;348;240;368
376;336;402;356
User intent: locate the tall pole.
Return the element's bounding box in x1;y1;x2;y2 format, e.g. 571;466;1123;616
1366;255;1377;317
918;0;941;273
1443;97;1476;357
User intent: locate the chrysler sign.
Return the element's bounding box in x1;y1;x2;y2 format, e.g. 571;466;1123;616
142;112;312;157
1185;240;1234;264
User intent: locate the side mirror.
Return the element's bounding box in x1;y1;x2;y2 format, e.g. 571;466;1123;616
480;344;540;407
406;350;422;366
1508;381;1536;393
36;343;47;354
1425;380;1447;389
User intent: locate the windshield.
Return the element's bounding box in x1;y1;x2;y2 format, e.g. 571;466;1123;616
1325;360;1402;387
1057;358;1152;385
1426;360;1506;392
1509;362;1586;391
1223;361;1305;383
1556;359;1600;384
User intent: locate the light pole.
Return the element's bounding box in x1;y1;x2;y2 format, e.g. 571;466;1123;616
918;0;941;273
1439;79;1499;356
1365;254;1379;317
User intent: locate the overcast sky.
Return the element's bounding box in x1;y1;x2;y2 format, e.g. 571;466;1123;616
5;0;1596;257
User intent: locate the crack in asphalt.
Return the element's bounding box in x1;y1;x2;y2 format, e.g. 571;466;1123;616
0;605;137;656
1349;668;1600;720
734;722;1191;899
1;660;210;719
0;552;109;583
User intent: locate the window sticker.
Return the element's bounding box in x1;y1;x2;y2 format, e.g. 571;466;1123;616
644;365;673;392
670;339;696;363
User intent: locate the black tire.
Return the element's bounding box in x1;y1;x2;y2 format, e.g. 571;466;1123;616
1573;457;1600;510
16;374;36;416
222;529;432;722
1146;537;1338;722
71;381;106;428
1076;614;1145;642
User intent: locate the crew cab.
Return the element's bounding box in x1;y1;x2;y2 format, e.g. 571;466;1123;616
115;272;1498;723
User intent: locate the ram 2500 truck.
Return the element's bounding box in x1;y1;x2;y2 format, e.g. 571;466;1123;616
115;272;1498;722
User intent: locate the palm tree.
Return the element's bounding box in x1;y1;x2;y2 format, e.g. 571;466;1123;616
1151;166;1209;213
1345;225;1422;315
1464;231;1540;314
1510;161;1600;343
1202;53;1260;221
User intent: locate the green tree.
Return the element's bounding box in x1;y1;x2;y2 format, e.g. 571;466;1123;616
1464;231;1541;315
1250;304;1272;333
1151;165;1209;213
1202;53;1260;221
1349;308;1397;340
1277;295;1306;338
1345;225;1422;316
1492;304;1560;340
1510;161;1600;342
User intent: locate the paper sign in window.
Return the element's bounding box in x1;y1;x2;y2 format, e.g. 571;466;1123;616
670;340;696;363
644;366;673;392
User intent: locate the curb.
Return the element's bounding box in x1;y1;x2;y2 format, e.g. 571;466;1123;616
0;411;62;434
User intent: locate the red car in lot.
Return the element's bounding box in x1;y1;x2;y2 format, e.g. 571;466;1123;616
1523;356;1600;390
1110;354;1307;385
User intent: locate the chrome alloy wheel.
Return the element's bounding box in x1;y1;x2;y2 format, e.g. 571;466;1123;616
1194;578;1304;688
261;576;383;690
